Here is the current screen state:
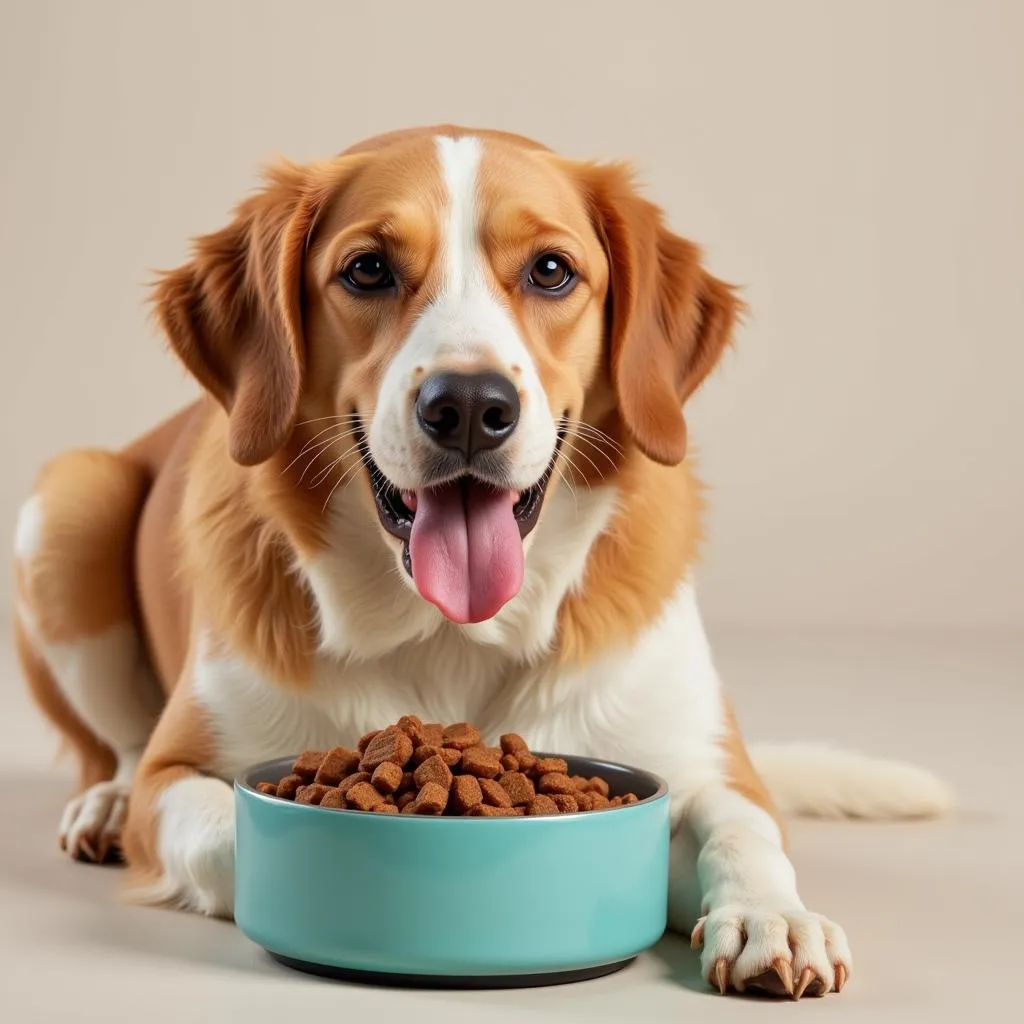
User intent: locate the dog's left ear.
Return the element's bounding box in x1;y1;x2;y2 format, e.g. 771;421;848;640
580;163;742;465
152;163;330;466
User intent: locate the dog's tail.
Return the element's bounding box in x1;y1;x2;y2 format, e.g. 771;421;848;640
749;743;954;820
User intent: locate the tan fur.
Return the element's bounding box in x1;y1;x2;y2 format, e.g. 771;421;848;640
722;698;787;847
17;450;149;643
559;449;705;662
175;412;320;686
121;649;217;894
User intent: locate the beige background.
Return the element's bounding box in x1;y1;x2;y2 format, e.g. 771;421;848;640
1;0;1022;631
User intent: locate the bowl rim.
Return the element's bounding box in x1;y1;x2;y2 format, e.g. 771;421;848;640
235;752;669;821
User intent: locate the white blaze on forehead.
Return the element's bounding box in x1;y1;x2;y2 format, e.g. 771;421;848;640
367;134;558;493
436;135;482;295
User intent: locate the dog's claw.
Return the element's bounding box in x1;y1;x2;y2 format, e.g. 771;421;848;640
794;966;816;1000
713;958;730;995
690;917;706;950
835;963;848;993
773;957;795;996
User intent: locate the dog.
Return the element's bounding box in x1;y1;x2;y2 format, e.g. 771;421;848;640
12;126;951;998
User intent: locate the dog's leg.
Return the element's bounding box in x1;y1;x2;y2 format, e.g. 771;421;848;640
13;452;163;862
668;707;852;998
121;669;235;918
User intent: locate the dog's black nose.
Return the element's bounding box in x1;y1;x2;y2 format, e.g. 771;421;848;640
416;371;520;460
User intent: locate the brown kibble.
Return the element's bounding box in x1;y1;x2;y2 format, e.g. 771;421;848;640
356;730;380;754
442;722;482;750
337;771;372;797
461;746;502;779
414;754;454;791
413;781;449;814
276;774;304;800
527;794;560;816
314;746;361;785
295;783;331;805
500;733;529;755
479;778;512;808
265;719;627;817
412;745;462;768
346;782;385;811
395;714;424;744
538;772;577;795
292;750;326;781
450;774;484;813
419;723;445;747
359;727;414;772
371;761;404;794
468;804;515;817
497;771;535;806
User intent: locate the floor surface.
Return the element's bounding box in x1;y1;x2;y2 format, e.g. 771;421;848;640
2;620;1020;1022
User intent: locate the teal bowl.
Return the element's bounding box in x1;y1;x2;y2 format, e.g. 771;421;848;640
235;754;670;987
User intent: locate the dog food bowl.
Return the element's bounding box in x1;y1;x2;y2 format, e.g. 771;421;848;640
235;754;670;988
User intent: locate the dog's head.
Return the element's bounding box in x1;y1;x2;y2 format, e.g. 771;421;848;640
154;127;739;625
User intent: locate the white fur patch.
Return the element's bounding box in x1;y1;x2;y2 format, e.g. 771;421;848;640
151;775;236;918
21;619;161;754
14;495;44;561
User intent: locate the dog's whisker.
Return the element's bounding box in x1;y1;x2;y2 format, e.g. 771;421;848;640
293;413;361;428
561;438;605;482
563;419;625;454
282;427;362;477
564;422;625;464
299;437;364;486
322;453;372;513
308;441;365;489
551;462;579;514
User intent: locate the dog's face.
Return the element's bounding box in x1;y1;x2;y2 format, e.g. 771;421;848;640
155;127;738;625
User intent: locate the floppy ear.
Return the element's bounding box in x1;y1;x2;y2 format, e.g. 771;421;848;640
152;164;325;466
582;163;742;466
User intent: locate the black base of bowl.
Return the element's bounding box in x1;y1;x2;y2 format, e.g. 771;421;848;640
269;952;636;989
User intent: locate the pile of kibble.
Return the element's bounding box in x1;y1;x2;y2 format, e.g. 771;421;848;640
256;716;640;816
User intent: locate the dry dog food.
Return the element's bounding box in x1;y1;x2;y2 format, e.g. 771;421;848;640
256;717;641;816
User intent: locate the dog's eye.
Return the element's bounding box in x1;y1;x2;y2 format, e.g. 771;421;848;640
528;253;574;293
340;254;395;292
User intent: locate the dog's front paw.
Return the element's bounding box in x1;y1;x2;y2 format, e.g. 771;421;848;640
690;904;851;998
156;776;236;919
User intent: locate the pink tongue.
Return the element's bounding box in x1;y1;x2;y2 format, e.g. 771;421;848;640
409;481;523;624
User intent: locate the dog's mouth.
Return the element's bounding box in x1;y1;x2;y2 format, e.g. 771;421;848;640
358;427;564;625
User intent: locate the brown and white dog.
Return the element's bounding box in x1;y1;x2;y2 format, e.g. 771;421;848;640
12;126;950;998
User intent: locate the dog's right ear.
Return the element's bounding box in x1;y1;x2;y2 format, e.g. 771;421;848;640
153;162;341;466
